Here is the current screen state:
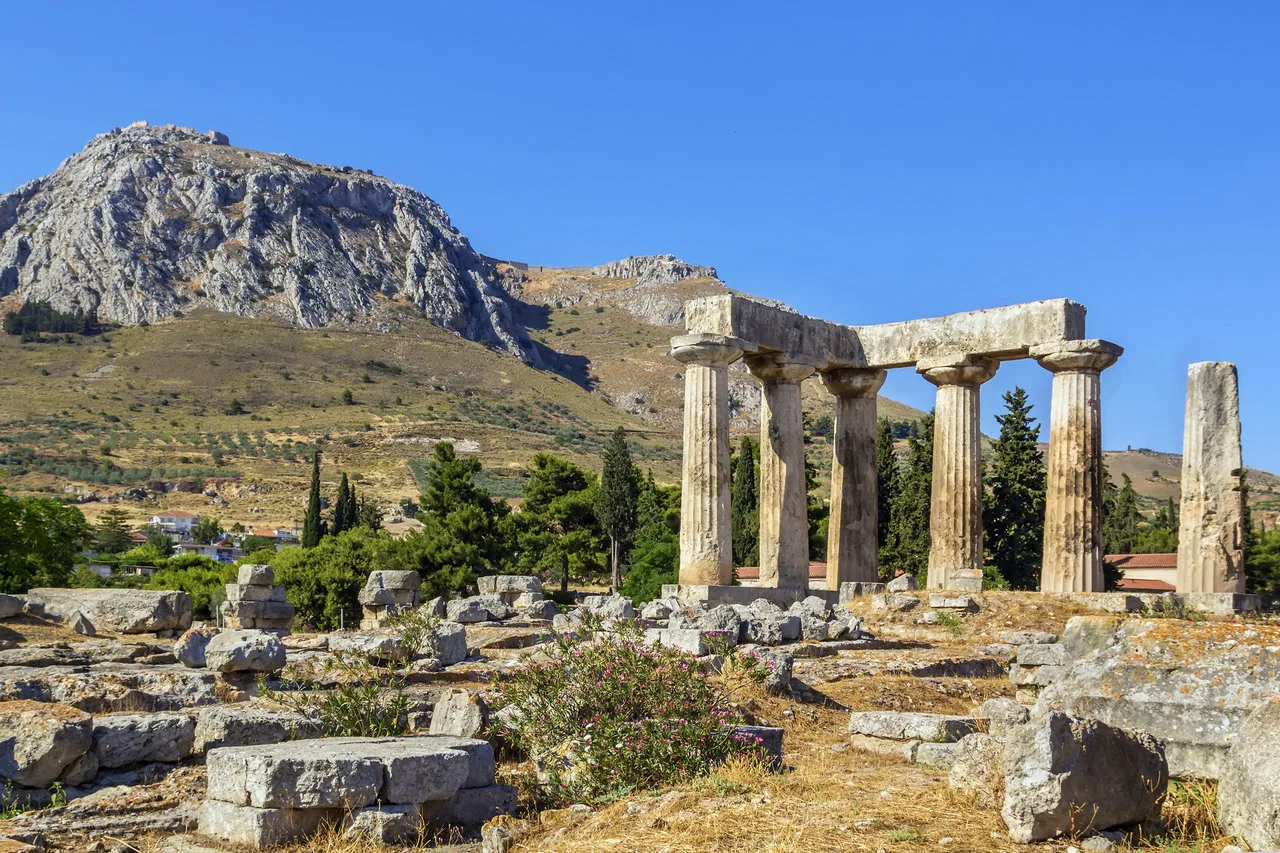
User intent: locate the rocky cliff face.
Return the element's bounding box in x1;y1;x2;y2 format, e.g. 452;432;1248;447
592;254;718;287
0;122;540;365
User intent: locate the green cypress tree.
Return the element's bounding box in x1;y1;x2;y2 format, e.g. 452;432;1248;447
332;473;359;535
301;449;324;548
595;427;638;591
875;418;899;549
881;412;933;581
983;388;1046;590
1104;473;1141;554
730;437;759;567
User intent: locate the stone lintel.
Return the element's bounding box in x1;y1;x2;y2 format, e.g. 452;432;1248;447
685;293;1086;370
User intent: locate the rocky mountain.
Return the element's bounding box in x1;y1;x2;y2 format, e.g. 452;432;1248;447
0;122;540;365
592;254;718;287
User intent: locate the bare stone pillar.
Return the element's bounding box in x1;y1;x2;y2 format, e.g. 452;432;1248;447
821;368;887;589
671;334;747;586
1031;340;1123;593
1176;362;1246;593
746;352;816;590
917;355;998;591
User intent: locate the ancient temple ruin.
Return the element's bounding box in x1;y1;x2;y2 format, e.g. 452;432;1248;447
669;295;1123;602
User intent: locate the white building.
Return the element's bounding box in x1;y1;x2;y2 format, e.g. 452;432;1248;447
149;510;201;535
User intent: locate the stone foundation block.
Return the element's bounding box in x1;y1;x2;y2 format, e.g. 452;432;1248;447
238;564;275;585
1017;643;1067;666
382;746;470;804
838;582;886;603
422;784;518;827
193;706;315;753
928;594;978;611
643;628;709;656
92;712;195;767
871;593;920;612
1009;663;1065;687
206;746;384;809
345;803;422;843
1001;630;1058;645
848;711;978;743
199;800;340;848
914;740;961;769
734;725;784;767
1174;593;1261;615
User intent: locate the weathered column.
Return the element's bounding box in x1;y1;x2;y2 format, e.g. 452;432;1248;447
917;355;999;591
1031;340;1123;593
746;352;816;590
1176;362;1246;593
820;367;888;589
671;334;747;586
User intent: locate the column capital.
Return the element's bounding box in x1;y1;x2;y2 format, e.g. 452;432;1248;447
670;333;751;368
745;351;815;384
821;367;887;398
916;354;999;388
1030;339;1123;374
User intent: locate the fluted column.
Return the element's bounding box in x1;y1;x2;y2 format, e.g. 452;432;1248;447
672;334;748;586
821;368;887;589
1029;338;1121;591
1031;341;1121;593
917;355;999;591
746;352;816;590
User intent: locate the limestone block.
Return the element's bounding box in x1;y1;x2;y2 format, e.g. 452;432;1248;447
199;800;341;848
206;746;384;809
225;583;277;603
790;596;832;620
1174;592;1260;615
92;712;195;767
477;575;542;597
887;573;917;591
428;690;489;739
173;626;219;668
1001;712;1166;843
418;736;496;789
1009;664;1065;686
422;596;447;618
381;744;470;804
434;622;469;666
639;598;676;620
838;582;885;602
948;733;1003;806
447;596;511;623
733;725;784;767
848;711;978;743
1217;701;1280;850
204;630;286;673
927;594;978;611
796;613;829;642
1017;643;1067;666
26;588;192;634
512;591;545;608
871;593;920;612
518;599;560;621
741;616;783;646
0;594;24;619
0;700;93;787
581;594;636;620
1000;630;1058;645
643;628;709;656
345;803;422;843
194;706;315;753
237;564;274;586
421;784;518;827
58;748;98;786
914;741;961;769
671;604;740;643
329;633;409;663
972;697;1030;735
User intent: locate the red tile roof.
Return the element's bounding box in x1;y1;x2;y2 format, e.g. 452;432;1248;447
1106;553;1177;569
1115;577;1176;592
735;562;827;581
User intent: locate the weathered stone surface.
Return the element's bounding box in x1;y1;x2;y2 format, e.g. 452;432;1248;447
644;628;710;656
92;712;195;767
517;599;560;621
1001;712;1166;843
1217;700;1280;850
345;803;422;843
447;595;512;623
1177;362;1245;593
173;627;219;668
421;784;518;827
1035;617;1280;778
0;700;93;786
1017;643;1067;666
796;612;829;641
847;712;978;743
199;800;341;848
434;622;469;666
838;582;885;602
204;630;285;673
639;598;677;620
26;588;192;634
871;593;920;612
887;573;917;591
972;698;1030;735
948;733;1003;806
477;575;541;596
581;594;636;620
193;706;314;753
914;741;961;768
734;725;784;766
823;368;886;589
1000;630;1057;645
671;605;741;644
237;564;275;586
1009;663;1065;686
415;736;496;789
428;690;488;739
328;633;408;662
0;594;24;619
381;745;470;804
0;663;217;712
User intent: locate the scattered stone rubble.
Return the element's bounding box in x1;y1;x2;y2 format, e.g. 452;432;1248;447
218;565;293;633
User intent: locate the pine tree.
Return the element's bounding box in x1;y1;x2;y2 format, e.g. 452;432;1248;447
875;418;899;549
301;449;324;548
983;388;1046;589
882;411;934;581
95;507;134;553
730;437;759;567
595;427;639;592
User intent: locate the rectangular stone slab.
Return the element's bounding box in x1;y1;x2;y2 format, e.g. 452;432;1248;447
199;800;340;848
685;294;1084;369
847;711;978;742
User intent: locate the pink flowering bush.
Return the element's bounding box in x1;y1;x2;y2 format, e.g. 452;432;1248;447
495;620;766;803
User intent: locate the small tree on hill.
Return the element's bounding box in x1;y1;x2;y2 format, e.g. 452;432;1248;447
302;450;325;548
596;427;638;592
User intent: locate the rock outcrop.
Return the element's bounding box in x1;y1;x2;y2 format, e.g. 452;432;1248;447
592;255;718;287
26;588;192;634
0;122;540;365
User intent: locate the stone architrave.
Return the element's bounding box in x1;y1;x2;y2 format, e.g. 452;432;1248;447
746;352;816;589
1176;362;1246;593
671;334;748;586
1031;340;1122;593
820;368;887;588
917;355;998;591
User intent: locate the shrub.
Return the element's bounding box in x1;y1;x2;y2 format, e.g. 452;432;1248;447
494;619;762;805
264;652;408;737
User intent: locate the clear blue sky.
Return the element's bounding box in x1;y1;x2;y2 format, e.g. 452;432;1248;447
2;2;1277;470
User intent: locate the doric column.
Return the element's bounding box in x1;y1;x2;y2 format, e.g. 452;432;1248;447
820;368;887;589
746;352;816;590
1031;340;1122;593
917;354;999;591
671;334;748;586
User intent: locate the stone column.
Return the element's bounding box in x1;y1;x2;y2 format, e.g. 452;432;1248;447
1031;340;1123;593
1176;362;1246;593
820;367;887;589
671;334;747;586
917;355;999;591
746;352;816;590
